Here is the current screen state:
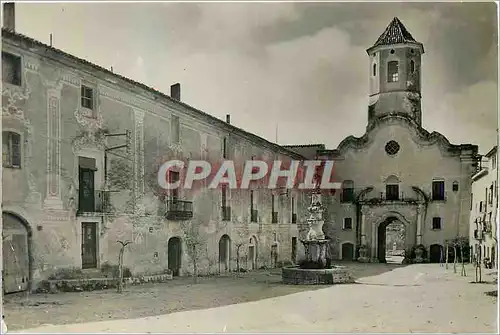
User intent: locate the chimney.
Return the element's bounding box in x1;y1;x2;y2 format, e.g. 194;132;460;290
226;114;230;124
171;83;181;101
3;2;15;31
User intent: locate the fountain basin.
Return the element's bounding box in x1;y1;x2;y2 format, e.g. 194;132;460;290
282;265;354;285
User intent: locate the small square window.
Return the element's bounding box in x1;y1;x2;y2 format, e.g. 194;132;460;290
343;218;353;230
2;52;21;86
81;85;94;110
432;217;442;230
452;181;459;192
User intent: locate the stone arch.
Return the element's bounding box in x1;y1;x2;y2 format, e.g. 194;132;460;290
385;175;400;184
374;211;410;263
218;234;231;272
167;236;182;277
340;241;355;261
2;211;33;293
248;235;258;270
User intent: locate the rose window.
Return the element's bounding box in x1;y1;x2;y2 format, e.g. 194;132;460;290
385;140;400;155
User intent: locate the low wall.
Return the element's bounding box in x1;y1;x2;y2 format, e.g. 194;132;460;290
282;266;354;285
36;273;173;293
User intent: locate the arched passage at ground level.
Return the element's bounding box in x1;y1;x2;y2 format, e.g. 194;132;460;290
219;234;231;272
341;242;355;261
248;235;258;270
167;237;182;277
2;211;33;294
429;244;443;263
376;213;408;263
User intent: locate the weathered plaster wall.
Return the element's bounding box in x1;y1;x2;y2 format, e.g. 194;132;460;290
322;121;476;259
469;153;498;263
2;35;307;286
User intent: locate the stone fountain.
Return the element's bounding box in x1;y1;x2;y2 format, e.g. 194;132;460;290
301;190;329;268
282;188;354;285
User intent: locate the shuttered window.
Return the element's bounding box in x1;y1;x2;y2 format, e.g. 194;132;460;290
2;131;21;168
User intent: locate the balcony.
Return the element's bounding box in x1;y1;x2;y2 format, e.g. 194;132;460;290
364;192;418;204
271;212;278;224
291;213;297;224
165;199;193;221
77;190;110;215
250;209;258;223
221;206;231;221
474;229;483;240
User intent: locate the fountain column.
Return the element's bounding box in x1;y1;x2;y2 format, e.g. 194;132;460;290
360;207;367;245
358;207;370;262
300;189;329;268
416;205;423;245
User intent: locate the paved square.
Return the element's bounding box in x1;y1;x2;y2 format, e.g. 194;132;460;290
5;263;497;333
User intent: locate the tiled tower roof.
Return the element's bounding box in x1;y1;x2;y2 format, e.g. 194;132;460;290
369;17;420;51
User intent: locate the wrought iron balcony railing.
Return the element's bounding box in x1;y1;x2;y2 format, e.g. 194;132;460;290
77;190;111;215
165;199;193;221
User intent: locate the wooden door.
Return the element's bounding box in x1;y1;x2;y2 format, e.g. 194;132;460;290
2;228;29;294
79;168;95;212
342;243;354;261
81;223;97;269
168;237;182;276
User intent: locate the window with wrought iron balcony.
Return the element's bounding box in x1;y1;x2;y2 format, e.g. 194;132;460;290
77;157;111;215
165;198;193;221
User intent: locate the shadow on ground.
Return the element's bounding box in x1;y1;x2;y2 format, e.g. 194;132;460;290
3;262;404;331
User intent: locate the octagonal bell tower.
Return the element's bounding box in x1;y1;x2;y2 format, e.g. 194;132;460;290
367;17;424;129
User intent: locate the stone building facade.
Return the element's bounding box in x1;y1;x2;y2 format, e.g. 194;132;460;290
469;146;498;269
1;13;308;292
285;18;480;263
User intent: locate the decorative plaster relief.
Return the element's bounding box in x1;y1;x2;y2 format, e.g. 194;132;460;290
2;84;31;120
134;109;145;195
44;86;63;210
24;60;39;73
200;133;208;159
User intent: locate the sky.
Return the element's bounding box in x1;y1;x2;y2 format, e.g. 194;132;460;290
12;1;499;153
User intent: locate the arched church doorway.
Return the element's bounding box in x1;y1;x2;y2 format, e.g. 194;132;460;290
167;237;182;277
248;235;258;270
2;212;32;294
219;234;231;272
429;244;443;263
378;217;405;263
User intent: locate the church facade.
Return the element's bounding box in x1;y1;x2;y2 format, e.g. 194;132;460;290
286;18;479;263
